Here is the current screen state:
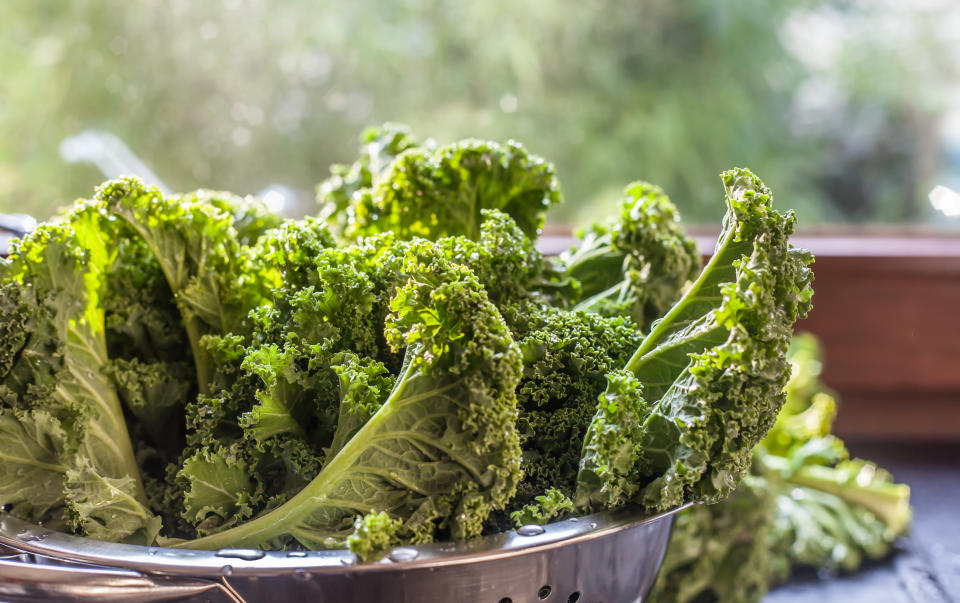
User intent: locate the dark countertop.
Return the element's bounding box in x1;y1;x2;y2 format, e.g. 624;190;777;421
765;441;960;602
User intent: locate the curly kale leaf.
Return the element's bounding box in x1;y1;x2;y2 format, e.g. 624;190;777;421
96;177;263;395
269;250;383;359
0;223;159;543
317;123;421;231
59;201;196;495
99;234;189;360
565;182;701;330
509;488;575;527
63;199;201;532
248;220;391;363
0;408;69;528
174;243;523;550
348;510;404;561
105;357;191;451
170;336;334;537
168;226;397;536
649;471;777;603
327;353;395;461
252;209;546;371
0;282;34;381
351;210;551;345
511;308;642;511
576;168;815;513
649;336;911;603
174;443;264;538
247;217;336;294
766;458;910;576
350;139;561;241
183;189;284;246
172;211;546;535
435;209;547;310
755;348;911;576
237;341;334;447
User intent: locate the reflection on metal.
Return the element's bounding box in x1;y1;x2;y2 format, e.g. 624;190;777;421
0;554;224;603
0;504;688;602
59;130;170;193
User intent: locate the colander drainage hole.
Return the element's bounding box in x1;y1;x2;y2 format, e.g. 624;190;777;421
567;592;581;603
538;585;552;599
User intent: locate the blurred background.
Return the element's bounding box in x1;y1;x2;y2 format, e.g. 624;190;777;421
3;0;960;227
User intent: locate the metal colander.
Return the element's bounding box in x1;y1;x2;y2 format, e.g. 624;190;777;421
0;504;684;603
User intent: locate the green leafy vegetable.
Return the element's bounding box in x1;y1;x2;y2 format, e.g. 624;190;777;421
650;335;911;603
349;138;561;241
96;177;263;395
175;244;522;550
348;510;404;561
317;123;421;232
576;168;815;512
327;353;396;461
177;444;262;537
1;124;861;592
511;307;642;515
0;222;159;543
189;189;284;245
650;472;776;603
509;487;575;527
561;181;701;329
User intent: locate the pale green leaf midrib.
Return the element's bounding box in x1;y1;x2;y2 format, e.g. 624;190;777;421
58;327;147;504
624;227;734;373
0;447;64;474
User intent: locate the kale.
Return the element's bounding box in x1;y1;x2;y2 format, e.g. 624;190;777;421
650;335;911;603
0;222;159;543
175;243;523;551
560;181;701;330
576;168;815;512
0;125;865;589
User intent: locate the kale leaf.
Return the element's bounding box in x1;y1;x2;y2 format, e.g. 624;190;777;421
650;335;911;603
562;181;701;330
0;222;159;543
175;243;522;551
576;168;815;512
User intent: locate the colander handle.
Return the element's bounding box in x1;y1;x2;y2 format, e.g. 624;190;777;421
0;552;244;602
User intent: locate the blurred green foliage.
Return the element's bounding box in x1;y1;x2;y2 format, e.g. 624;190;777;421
1;0;957;224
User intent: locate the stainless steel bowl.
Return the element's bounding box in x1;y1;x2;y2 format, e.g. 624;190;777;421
0;504;686;603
